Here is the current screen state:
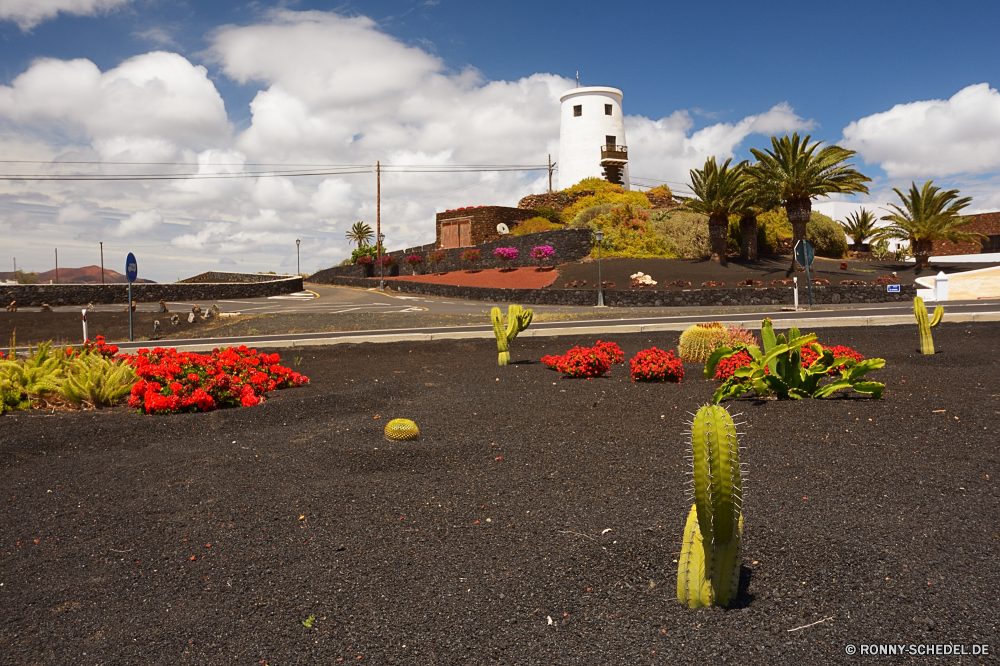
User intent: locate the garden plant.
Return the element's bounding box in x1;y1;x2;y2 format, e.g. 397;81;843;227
493;247;518;269
628;347;684;382
913;296;944;355
491;304;533;366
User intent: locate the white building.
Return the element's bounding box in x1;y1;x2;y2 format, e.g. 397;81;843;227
558;86;629;190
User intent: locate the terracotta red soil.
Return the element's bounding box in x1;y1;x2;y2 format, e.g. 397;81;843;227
389;266;559;289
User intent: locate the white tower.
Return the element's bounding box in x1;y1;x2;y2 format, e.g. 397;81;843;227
558;86;629;190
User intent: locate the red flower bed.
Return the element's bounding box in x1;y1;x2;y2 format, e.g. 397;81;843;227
541;340;622;378
65;335;120;360
629;348;684;383
123;345;308;414
712;350;761;382
713;343;865;382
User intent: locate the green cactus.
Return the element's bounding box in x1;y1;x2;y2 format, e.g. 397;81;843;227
677;404;744;608
678;322;726;363
491;304;533;366
385;418;419;441
913;297;943;355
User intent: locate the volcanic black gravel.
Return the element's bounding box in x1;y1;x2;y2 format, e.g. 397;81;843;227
1;322;998;664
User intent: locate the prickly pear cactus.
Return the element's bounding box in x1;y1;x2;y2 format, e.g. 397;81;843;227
678;322;725;363
677;404;744;608
913;297;943;355
384;418;419;441
492;304;534;366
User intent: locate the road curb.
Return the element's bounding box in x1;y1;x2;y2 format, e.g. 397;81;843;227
147;311;1000;352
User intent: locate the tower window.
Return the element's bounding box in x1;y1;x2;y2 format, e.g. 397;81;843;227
605;104;612;115
573;105;582;117
606;135;616;146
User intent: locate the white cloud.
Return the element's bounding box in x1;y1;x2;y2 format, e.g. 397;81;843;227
842;83;1000;179
112;208;162;237
625;103;816;190
0;0;133;30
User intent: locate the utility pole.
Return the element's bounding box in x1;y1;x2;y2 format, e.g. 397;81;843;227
100;242;105;284
548;154;556;193
55;248;58;284
376;160;381;258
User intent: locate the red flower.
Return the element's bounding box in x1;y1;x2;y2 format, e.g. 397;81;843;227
629;348;684;383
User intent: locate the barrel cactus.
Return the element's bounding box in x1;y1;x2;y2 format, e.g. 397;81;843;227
384;418;419;441
913;296;943;355
492;304;533;366
677;404;744;608
678;322;726;362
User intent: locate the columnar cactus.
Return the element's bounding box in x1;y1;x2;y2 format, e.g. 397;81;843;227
677;404;744;608
491;304;533;366
678;322;726;362
913;296;943;355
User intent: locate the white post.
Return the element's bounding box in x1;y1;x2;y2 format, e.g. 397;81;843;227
934;271;949;301
793;277;799;309
81;309;88;343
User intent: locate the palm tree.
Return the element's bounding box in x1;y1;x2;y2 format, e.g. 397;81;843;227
733;170;779;261
680;157;746;266
748;133;871;271
873;181;981;269
345;221;374;249
840;208;878;252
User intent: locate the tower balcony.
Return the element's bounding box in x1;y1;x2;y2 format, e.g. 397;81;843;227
600;144;628;164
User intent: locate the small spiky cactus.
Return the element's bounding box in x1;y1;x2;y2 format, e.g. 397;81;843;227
385;418;419;441
492;304;533;366
678;323;726;363
913;297;943;355
677;404;744;608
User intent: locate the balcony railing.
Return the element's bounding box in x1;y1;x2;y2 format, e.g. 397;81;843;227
600;144;628;162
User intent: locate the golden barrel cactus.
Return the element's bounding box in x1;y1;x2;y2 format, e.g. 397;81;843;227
384;418;419;441
678;322;726;363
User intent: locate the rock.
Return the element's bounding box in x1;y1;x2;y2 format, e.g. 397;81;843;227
152;320;161;338
158;300;169;313
187;312;195;324
41;303;53;312
170;314;180;326
5;301;15;312
209;304;220;318
85;302;95;312
125;300;136;313
192;304;203;316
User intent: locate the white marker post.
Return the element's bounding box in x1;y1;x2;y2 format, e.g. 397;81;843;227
793;277;799;310
81;309;88;343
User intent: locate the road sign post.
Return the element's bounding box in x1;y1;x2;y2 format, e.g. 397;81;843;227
125;252;138;342
794;240;815;307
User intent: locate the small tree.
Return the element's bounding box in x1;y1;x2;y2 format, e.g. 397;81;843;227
460;248;481;269
679;157;746;266
840;209;878;252
345;221;374;248
428;250;448;273
493;247;518;269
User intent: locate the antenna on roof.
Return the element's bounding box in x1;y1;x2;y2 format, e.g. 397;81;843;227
576;71;579;87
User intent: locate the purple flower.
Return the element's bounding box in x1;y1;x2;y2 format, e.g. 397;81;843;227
530;245;555;260
493;247;519;261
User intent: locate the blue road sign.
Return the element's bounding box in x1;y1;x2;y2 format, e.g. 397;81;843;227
887;284;901;293
125;252;138;283
793;240;815;268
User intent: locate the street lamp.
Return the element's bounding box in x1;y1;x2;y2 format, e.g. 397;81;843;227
296;239;300;275
594;229;605;307
378;232;386;291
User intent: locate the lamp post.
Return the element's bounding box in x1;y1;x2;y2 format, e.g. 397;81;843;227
296;239;300;275
378;232;385;291
594;229;605;307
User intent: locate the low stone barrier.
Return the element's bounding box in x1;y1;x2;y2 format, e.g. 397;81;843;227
1;276;303;307
320;276;918;307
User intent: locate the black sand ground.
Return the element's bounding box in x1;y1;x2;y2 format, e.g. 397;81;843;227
554;256;998;290
1;323;998;664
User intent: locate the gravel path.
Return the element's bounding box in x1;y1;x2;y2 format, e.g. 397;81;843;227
1;322;998;664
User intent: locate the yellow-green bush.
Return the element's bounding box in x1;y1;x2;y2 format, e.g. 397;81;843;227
562;190;651;223
563;177;624;196
644;184;674;199
589;205;674;258
650;210;711;258
511;216;563;236
744;208;846;257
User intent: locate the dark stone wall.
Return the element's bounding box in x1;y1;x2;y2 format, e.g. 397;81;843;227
318;277;918;307
932;212;1000;256
309;229;593;280
435;207;538;248
1;276;303;307
181;271;299;283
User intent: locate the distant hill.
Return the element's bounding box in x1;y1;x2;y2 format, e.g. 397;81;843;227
0;265;155;284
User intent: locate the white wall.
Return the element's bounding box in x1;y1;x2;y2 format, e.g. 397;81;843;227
558;87;629;190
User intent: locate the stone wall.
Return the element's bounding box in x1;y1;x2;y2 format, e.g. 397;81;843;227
181;271;299;283
319;276;918;307
1;276;303;307
932;211;1000;255
309;228;593;280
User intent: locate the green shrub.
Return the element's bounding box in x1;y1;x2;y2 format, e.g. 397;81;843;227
753;209;793;254
562;190;651;223
511;216;562;236
351;245;378;263
649;210;711;259
644;184;673;199
807;211;849;258
569;204;616;228
534;206;562;224
590;205;674;258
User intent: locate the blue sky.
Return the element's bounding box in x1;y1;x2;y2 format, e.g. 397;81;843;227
2;0;999;280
